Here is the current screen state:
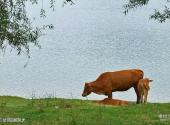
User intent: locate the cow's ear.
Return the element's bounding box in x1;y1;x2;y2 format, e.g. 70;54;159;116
85;83;88;86
149;80;153;82
85;83;91;88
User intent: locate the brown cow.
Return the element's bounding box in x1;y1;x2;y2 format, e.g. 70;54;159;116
138;78;153;104
82;69;144;104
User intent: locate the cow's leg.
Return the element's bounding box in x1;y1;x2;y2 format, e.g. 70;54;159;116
134;86;140;104
141;93;144;103
139;93;142;104
138;85;142;104
144;90;148;104
106;91;112;99
140;91;144;104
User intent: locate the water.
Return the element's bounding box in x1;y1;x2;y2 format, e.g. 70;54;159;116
0;0;169;102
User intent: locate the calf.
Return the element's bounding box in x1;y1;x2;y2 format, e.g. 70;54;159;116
96;98;128;106
138;78;153;104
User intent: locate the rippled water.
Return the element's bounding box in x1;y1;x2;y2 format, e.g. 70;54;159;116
0;0;170;102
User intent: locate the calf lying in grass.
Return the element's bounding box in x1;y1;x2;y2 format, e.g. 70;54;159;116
95;98;128;106
138;78;153;104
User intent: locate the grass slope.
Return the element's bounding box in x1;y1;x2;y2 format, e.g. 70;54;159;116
0;96;169;125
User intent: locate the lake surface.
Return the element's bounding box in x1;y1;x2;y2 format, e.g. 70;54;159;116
0;0;170;102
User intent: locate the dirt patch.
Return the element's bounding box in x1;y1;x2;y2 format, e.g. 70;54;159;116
95;98;128;106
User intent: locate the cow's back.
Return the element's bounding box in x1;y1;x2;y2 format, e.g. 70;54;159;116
95;69;143;91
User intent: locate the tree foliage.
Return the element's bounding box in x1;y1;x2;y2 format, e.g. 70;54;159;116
0;0;40;56
0;0;73;56
151;5;170;23
124;0;170;23
123;0;149;15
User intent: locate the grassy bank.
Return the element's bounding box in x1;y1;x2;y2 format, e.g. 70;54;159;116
0;96;169;125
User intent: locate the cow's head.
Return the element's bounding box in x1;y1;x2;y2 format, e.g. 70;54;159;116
82;83;92;97
146;78;153;83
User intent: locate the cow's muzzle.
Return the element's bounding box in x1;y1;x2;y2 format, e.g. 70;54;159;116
82;93;86;97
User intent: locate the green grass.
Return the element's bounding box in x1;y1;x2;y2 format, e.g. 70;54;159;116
0;96;169;125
